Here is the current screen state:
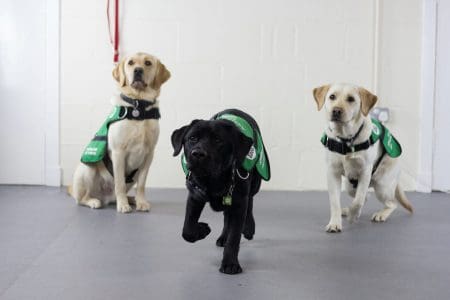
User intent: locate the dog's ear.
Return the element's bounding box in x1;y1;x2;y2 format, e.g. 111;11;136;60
151;60;171;90
171;120;199;156
359;88;378;116
313;84;330;111
112;58;127;87
230;127;253;165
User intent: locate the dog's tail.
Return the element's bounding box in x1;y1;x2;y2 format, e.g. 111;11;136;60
67;185;73;196
395;184;413;213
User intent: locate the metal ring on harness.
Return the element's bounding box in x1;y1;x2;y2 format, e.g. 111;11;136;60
236;168;250;180
118;107;128;119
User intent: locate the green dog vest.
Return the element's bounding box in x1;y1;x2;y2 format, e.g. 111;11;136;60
181;113;271;181
320;118;402;157
80;103;161;164
81;106;123;163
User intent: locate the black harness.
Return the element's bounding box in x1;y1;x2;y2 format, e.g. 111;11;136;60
103;94;161;183
321;123;387;189
118;94;161;120
186;162;243;206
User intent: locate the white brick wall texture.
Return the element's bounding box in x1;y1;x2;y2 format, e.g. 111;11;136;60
60;0;423;190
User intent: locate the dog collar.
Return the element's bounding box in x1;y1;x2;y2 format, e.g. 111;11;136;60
120;94;157;108
322;121;377;155
118;94;160;120
334;123;365;145
185;163;236;206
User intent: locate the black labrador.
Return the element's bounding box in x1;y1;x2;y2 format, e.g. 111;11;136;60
171;109;270;274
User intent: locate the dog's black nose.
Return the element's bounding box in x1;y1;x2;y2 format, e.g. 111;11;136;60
134;67;144;76
191;149;207;160
332;108;343;120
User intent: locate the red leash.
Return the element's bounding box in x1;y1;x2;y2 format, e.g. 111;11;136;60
107;0;120;63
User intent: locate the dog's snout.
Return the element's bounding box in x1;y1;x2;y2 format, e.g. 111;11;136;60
332;108;343;120
191;149;207;160
134;67;144;76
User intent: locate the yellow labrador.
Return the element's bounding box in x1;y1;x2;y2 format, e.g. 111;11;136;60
71;52;170;213
313;83;413;232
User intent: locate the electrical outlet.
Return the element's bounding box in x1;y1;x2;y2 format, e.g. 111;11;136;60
370;107;390;123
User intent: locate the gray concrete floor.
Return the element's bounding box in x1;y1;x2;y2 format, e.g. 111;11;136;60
0;186;449;300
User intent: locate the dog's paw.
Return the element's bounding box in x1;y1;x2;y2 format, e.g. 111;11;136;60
216;235;227;247
220;262;242;275
325;222;342;233
182;222;211;243
371;211;388;222
341;207;349;217
348;204;362;224
87;198;102;209
136;200;151;212
117;202;132;213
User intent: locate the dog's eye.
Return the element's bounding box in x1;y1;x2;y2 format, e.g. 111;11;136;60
347;96;355;103
189;136;198;143
128;60;134;66
145;60;152;66
329;94;336;100
215;138;222;144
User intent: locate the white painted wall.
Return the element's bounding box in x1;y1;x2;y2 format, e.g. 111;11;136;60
60;0;423;190
0;0;47;184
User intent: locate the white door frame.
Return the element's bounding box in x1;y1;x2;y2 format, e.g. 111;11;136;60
417;0;437;192
418;0;450;192
44;0;61;186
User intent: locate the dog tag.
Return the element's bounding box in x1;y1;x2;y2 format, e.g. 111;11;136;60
132;109;140;118
222;195;232;206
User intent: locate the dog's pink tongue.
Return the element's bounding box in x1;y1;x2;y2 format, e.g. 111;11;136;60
131;81;146;90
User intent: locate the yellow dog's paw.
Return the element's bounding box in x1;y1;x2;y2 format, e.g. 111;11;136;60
117;202;132;213
136;200;151;212
325;222;342;233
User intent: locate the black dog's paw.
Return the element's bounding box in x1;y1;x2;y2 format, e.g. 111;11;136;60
182;222;211;243
216;235;227;247
219;262;242;275
242;231;253;240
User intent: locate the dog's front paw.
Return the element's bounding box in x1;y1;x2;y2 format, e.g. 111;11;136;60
182;222;211;243
371;210;389;222
348;204;362;223
220;261;242;275
325;222;342;233
136;200;151;212
117;202;132;213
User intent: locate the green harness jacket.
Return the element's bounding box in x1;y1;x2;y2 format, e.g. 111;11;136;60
321;118;402;157
181;111;271;181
